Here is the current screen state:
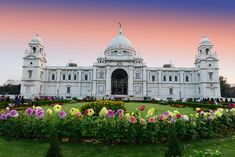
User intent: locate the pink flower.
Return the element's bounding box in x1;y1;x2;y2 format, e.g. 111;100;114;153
35;109;44;119
148;117;155;123
128;116;137;124
158;114;165;121
58;110;67;119
107;109;115;118
138;105;145;111
25;108;34;116
117;109;124;118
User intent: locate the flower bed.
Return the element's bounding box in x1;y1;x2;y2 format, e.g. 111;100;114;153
0;102;235;144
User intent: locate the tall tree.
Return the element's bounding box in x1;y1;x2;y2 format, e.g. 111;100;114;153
220;76;231;97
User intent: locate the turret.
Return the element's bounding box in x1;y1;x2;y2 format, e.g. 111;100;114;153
194;36;221;98
20;34;47;98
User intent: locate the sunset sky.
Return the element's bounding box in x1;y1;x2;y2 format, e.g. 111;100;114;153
0;0;235;85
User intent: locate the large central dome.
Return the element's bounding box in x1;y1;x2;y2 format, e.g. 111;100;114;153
104;23;136;58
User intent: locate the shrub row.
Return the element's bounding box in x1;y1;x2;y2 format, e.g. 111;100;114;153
0;109;235;144
159;101;226;110
80;100;126;115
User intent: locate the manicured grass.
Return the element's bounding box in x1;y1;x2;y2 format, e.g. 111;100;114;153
43;102;195;116
0;135;235;157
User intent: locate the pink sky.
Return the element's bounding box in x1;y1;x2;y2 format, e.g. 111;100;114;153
0;5;235;85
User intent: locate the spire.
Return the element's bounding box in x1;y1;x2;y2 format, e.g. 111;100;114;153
118;22;123;35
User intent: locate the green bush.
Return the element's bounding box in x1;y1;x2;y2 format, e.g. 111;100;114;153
0;101;9;109
31;100;70;106
80;100;126;115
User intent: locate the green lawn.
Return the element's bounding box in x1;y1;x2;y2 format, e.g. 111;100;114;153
43;102;195;116
0;135;235;157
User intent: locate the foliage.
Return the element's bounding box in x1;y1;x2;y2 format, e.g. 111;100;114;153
194;149;222;157
1;102;235;144
31;100;70;106
45;130;63;157
159;101;225;110
165;125;182;157
219;76;235;98
0;101;10;109
80;100;126;115
0;84;21;95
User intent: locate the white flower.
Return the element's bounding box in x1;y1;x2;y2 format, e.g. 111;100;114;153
182;115;189;121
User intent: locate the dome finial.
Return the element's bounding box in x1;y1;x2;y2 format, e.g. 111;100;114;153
118;22;123;35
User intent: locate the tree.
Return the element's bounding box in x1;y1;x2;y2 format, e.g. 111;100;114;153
219;76;231;97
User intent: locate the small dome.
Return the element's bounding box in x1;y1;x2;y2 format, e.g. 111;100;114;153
31;34;43;44
105;23;135;52
199;36;212;46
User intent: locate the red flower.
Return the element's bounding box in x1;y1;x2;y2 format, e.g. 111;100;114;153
176;114;182;119
138;105;145;111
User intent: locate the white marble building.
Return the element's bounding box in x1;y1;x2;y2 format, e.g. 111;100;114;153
20;24;221;100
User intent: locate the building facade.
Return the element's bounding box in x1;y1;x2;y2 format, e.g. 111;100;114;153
20;24;221;100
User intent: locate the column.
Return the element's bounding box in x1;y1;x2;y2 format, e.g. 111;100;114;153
128;67;134;96
106;66;111;96
92;68;96;96
143;67;147;96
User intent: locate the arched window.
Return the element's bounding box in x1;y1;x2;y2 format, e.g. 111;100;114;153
32;47;36;53
186;76;189;82
169;76;172;82
152;75;155;82
206;48;209;55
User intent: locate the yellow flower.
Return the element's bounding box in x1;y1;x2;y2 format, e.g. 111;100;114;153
196;108;201;112
35;106;42;110
87;109;95;116
146;108;155;117
215;111;222;117
54;104;62;113
125;113;130;119
99;107;108;117
70;108;80;116
46;109;53;115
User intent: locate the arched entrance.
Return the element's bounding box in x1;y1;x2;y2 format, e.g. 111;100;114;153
111;69;128;95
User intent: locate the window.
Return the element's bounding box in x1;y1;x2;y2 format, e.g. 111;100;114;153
32;47;36;53
152;75;155;82
99;71;104;79
85;74;88;81
67;87;70;94
175;76;178;82
52;74;55;80
30;62;33;65
68;75;71;80
198;87;201;94
209;64;211;67
186;76;189;82
63;74;66;80
28;70;32;78
209;72;213;80
163;76;166;81
40;72;43;80
169;76;172;82
136;73;140;79
197;73;200;81
74;75;77;80
169;88;173;95
206;48;209;55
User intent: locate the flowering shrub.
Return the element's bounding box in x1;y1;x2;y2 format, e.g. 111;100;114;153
0;104;235;144
80;100;126;116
